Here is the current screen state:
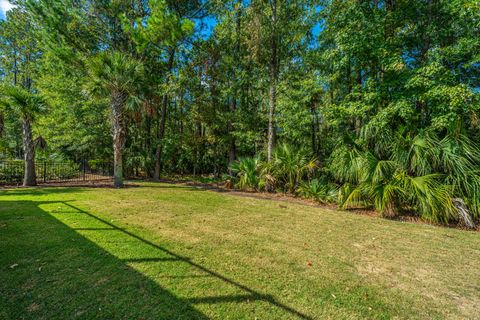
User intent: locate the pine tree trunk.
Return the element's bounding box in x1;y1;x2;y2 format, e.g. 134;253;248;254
0;112;4;137
111;90;127;188
22;116;36;186
13;55;17;86
228;98;237;164
145;115;152;176
154;48;175;180
267;0;278;162
355;69;362;136
267;73;278;160
310;102;318;155
228;0;242;166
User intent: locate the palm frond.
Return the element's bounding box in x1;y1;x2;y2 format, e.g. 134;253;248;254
230;156;261;190
0;85;46;119
86;51;145;100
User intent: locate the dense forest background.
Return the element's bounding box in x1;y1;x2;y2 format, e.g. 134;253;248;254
0;0;479;224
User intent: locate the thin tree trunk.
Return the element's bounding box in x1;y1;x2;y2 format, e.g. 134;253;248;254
267;64;277;161
228;0;242;165
111;90;127;188
13;55;17;86
0;112;4;137
154;48;175;180
228;98;237;164
267;0;278;162
355;69;362;135
310;102;318;154
145;114;151;176
419;0;432;61
22;116;36;186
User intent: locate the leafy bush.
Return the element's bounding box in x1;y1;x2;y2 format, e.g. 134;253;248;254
265;143;317;193
229;157;261;190
330;130;480;223
297;179;338;204
230;145;318;194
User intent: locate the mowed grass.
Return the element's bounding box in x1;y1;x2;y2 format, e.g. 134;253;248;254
0;182;479;320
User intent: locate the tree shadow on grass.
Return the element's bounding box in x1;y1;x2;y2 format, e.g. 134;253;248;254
0;198;313;319
0;184;209;197
0;187;90;197
0;200;208;320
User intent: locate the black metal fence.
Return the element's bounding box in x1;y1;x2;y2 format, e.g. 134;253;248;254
0;160;113;185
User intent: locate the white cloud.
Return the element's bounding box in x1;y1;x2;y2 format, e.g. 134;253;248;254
0;0;15;14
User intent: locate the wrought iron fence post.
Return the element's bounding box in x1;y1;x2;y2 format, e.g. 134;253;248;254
83;159;86;181
43;161;47;183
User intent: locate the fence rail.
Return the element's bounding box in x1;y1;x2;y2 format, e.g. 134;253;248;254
0;160;113;185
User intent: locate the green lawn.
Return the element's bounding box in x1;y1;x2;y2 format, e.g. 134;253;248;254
1;182;479;319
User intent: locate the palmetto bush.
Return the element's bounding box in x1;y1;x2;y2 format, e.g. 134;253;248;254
229;157;261;190
230;144;317;193
297;179;338;204
264;143;317;193
330;130;480;223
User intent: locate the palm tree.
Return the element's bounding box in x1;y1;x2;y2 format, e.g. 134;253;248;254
86;52;144;188
0;86;45;186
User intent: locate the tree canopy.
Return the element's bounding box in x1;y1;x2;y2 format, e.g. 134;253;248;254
0;0;479;222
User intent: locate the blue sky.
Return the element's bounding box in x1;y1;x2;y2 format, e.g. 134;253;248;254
196;4;324;40
197;15;323;40
0;0;14;20
193;16;217;39
0;1;322;39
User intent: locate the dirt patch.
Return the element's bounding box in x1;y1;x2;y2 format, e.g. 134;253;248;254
27;302;39;312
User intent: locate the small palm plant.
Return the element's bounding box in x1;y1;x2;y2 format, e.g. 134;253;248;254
297;179;338;204
0;85;46;186
270;143;317;193
229;157;261;190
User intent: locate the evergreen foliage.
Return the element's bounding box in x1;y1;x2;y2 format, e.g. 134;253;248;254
0;0;478;223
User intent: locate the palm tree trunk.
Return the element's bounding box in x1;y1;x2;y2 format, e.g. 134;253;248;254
111;90;127;188
154;48;175;180
22;116;36;186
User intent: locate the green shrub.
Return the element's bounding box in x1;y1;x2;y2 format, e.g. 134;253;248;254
265;143;317;193
297;179;338;204
329;131;480;223
229;157;261;190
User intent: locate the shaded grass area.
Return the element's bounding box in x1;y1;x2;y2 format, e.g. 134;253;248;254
1;182;479;319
